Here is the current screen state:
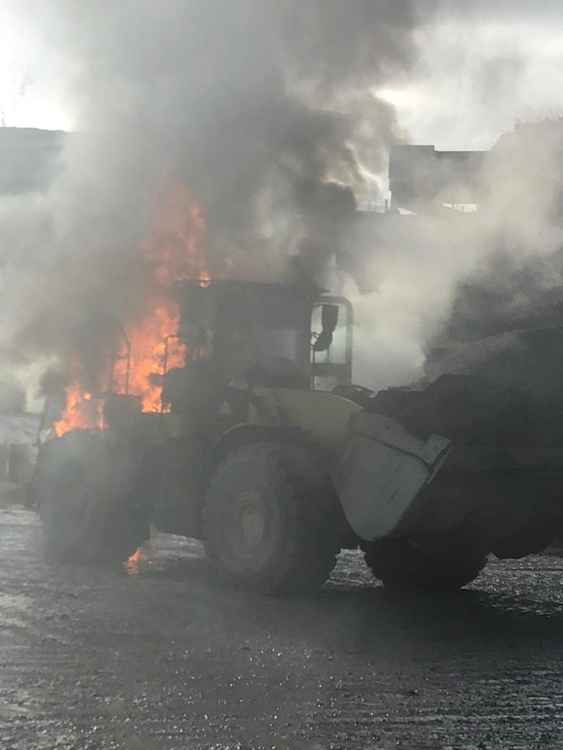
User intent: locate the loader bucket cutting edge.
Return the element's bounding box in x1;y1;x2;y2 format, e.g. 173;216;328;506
333;412;451;542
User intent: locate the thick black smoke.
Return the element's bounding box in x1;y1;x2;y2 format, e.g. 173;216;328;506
0;1;426;399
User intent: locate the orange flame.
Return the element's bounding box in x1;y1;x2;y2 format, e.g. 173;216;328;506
144;181;208;285
52;383;103;437
125;546;145;575
117;298;188;413
53;177;208;433
122;178;208;412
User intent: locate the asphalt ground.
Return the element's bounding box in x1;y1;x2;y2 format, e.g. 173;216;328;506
2;504;563;749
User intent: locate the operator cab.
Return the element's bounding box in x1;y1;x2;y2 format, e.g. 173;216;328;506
172;280;353;394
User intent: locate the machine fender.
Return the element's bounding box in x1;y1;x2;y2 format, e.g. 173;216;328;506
214;424;305;464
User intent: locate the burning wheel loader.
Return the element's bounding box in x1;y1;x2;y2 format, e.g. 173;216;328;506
34;279;535;594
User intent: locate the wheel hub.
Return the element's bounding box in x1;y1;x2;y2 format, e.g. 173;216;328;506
237;491;266;551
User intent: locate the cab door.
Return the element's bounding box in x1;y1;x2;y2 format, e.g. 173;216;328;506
311;296;353;391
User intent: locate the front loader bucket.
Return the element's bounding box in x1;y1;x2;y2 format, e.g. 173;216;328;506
332;411;450;542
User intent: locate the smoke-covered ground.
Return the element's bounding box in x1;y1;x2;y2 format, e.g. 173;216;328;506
3;504;563;749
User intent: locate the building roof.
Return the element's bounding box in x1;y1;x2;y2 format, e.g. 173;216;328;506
390;144;486;210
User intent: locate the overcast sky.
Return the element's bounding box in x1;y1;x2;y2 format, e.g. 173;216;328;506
1;3;563;149
379;1;563;148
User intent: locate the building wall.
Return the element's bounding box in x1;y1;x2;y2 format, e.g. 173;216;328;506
390;144;486;211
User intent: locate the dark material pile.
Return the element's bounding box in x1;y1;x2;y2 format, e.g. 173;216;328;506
370;374;526;440
369;374;547;471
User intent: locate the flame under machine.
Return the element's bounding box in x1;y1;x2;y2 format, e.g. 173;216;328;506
32;279;563;594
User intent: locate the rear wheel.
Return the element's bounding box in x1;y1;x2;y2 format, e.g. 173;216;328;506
203;441;343;594
362;538;487;592
36;431;148;563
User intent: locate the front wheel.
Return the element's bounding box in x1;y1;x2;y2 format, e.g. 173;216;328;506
361;538;487;592
36;431;148;563
203;441;343;594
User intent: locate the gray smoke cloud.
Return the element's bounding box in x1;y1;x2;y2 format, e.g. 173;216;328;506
428;120;563;354
0;0;428;402
346;117;563;391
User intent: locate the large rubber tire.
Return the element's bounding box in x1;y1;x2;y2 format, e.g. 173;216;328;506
203;441;343;594
36;431;148;564
362;538;487;592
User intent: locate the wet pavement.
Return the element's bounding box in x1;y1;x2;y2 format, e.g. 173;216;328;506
2;505;563;749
